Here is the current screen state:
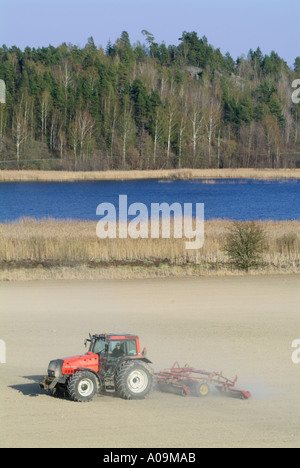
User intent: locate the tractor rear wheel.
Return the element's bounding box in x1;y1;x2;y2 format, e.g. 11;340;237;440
67;371;99;402
116;361;154;400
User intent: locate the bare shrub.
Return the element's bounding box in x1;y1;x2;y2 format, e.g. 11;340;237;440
223;221;266;272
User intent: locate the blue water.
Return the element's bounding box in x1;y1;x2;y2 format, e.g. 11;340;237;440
0;179;299;222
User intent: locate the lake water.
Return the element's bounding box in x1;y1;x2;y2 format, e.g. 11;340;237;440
0;179;299;222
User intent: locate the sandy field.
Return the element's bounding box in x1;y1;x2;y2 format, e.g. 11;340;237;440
0;275;300;448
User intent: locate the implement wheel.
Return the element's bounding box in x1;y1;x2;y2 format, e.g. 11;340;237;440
194;382;209;397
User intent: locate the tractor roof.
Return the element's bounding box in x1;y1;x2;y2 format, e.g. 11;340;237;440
92;333;139;341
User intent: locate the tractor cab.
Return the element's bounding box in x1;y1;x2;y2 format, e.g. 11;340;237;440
86;333;143;375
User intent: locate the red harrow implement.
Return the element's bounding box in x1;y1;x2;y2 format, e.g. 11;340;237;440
155;362;251;400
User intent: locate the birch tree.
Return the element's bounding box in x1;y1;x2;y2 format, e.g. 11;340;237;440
152;106;165;166
203;98;221;167
263;115;282;168
118;98;136;169
165;94;177;164
187;84;204;165
41;90;51;143
176;83;189;169
58;59;73;129
11;92;34;163
70;110;94;168
12;109;27;163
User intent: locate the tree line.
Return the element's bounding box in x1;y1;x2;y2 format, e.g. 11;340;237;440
0;31;300;170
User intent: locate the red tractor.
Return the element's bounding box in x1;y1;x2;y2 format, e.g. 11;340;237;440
39;333;154;402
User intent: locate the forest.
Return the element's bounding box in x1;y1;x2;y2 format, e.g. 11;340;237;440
0;31;300;171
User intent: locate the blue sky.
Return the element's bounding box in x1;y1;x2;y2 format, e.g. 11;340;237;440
1;0;299;67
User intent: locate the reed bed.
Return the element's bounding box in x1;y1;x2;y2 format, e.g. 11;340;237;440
0;218;299;280
1;168;300;182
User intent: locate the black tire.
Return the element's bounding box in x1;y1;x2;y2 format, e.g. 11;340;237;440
67;371;99;402
194;381;210;397
50;384;67;399
115;361;154;400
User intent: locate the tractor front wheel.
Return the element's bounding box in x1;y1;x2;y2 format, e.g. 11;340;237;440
50;383;67;399
116;361;154;400
67;371;99;402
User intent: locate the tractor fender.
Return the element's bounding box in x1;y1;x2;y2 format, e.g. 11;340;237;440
118;356;152;365
138;357;152;364
114;357;153;375
75;367;103;387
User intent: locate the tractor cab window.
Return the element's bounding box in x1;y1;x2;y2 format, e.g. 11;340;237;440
108;341;126;359
126;340;138;356
108;340;138;359
92;338;106;354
